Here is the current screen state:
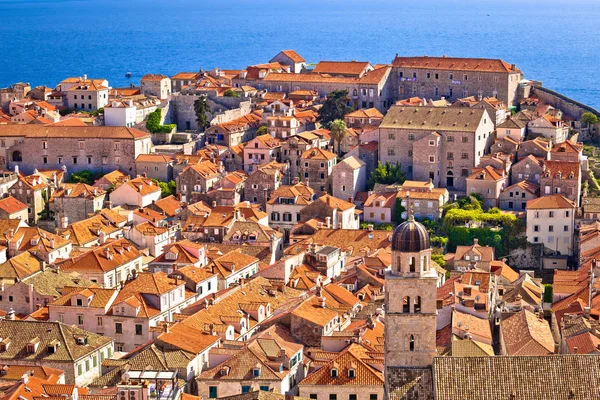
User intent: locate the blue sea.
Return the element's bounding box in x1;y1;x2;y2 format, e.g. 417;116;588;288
1;0;599;109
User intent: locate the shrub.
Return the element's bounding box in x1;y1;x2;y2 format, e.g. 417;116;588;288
543;284;553;303
68;170;104;185
431;253;446;268
146;109;175;134
223;89;240;97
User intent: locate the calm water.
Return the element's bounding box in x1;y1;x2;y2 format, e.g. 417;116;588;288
1;0;599;109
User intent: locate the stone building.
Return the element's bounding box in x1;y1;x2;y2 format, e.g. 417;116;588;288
135;154;175;182
527;114;569;143
378;106;495;192
9;173;50;224
266;182;315;241
0;82;30;111
269;49;307;73
280;131;322;180
299;194;360;230
233;66;394;112
49;183;106;225
510;155;544;184
1;125;152;176
498;181;540;212
300;147;337;194
517;137;551;160
497;117;527;141
243;134;283;173
205;113;261;147
170;72;201;93
465;165;507;209
549;140;582;162
452;96;509;127
175;160;223;204
490;136;519;158
64;77;109;111
391;56;523;106
243;162;286;208
452;239;495;272
0;320;113;386
331;156;367;202
0;195;28;220
344;108;384;129
539;160;581;206
140;74;171;100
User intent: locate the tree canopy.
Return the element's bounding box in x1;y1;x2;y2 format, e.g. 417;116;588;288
193;96;210;131
317;90;353;127
367;162;406;190
329;119;348;155
581;111;599;126
256;125;268;135
153;180;177;198
68;170;104;185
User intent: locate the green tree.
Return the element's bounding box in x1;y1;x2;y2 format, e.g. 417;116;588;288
431;253;446;268
367;162;406;190
194;96;210;131
329;119;348;156
223;89;240;97
317;90;352;127
256;125;268;136
68;170;103;185
154;180;177;198
581;111;599;126
392;197;406;225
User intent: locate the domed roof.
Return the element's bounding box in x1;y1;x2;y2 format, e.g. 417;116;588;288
391;216;430;253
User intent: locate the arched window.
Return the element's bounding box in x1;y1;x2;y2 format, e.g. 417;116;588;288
409;334;415;351
414;296;422;313
403;296;411;313
409;257;416;273
11;151;22;162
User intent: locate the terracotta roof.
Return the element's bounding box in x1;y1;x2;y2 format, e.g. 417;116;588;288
171;72;200;80
279;50;305;63
454;242;494;262
136;154;175;163
0;196;27;214
62;238;141;273
300;343;383;386
380;105;486;132
141;74;168;81
543;160;580;179
267;183;314;205
392;55;519;73
503;180;540;196
0;125;149;139
301;147;336;161
206;249;258;279
51;183;105;199
432;355;600;399
501;310;554;356
312;61;371;76
467;165;505;181
526;194;575;210
312;193;355;211
565;331;600;354
345;108;384;119
123;177;161;195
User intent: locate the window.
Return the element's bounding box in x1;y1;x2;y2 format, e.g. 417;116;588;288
58;156;63;164
209;387;218;399
73;156;78;164
329;395;337;400
549;225;554;232
462;137;469;143
387;148;395;156
42;141;47;149
260;386;269;392
447;152;454;160
388;133;395;140
88;156;92;164
77;364;82;376
349;395;357;400
331;368;338;378
77;315;84;325
85;359;90;371
549;211;554;218
93;355;97;367
76;298;83;306
409;334;415;351
97;317;103;326
43;156;47;164
429;156;435;163
447;136;454;142
370;395;378;400
429;140;435;146
461;153;468;159
242;386;251;394
408;134;415;141
115;323;123;334
534;225;540;232
310;395;318;400
135;324;142;335
564;225;569;232
79;141;85;149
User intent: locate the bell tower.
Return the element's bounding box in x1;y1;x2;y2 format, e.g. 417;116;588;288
384;215;438;372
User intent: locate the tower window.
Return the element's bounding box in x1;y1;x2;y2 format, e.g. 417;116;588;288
409;335;415;352
414;296;422;313
403;296;411;313
409;257;416;273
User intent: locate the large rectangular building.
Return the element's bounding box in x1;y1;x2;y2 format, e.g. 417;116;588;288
0;125;152;176
392;56;523;106
378;105;494;192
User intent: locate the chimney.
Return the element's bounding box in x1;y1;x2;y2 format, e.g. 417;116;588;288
318;296;326;308
162;323;170;334
41;261;47;272
7;309;15;320
212;201;217;208
326;216;331;228
473;238;479;245
279;347;287;361
209;323;216;336
348;196;353;203
574;347;578;354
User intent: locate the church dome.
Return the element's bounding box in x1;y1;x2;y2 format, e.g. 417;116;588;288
391;217;430;253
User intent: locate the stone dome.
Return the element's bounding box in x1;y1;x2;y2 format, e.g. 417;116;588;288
391;217;430;253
